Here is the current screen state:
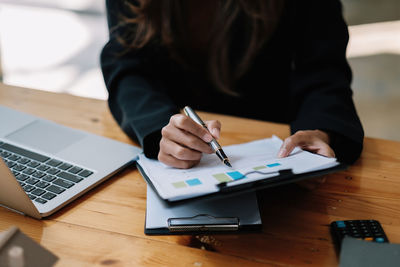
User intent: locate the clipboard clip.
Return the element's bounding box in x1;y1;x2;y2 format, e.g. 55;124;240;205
167;214;239;232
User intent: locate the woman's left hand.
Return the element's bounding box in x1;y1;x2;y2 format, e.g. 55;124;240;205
277;130;334;190
277;129;335;158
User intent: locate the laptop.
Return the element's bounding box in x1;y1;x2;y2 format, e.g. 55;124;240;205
0;104;141;219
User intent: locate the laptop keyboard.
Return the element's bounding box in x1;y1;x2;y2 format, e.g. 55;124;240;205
0;141;93;205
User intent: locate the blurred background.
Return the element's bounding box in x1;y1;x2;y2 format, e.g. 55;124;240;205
0;0;399;141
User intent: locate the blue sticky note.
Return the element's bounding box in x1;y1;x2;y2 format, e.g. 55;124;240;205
186;178;202;186
227;171;244;180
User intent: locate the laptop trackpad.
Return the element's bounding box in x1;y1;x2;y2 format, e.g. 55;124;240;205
6;120;85;154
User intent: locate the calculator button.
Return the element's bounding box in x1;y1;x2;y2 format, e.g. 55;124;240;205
375;237;385;243
336;221;346;228
364;237;373;241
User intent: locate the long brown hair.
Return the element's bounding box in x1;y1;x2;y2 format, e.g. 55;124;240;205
117;0;284;95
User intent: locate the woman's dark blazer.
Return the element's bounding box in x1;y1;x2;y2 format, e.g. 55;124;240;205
101;0;364;164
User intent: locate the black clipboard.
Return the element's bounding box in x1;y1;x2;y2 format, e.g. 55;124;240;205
145;185;262;235
137;161;347;207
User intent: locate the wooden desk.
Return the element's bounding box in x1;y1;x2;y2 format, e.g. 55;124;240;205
1;83;399;266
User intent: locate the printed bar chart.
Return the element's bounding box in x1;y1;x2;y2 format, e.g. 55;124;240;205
213;173;231;183
227;171;245;180
173;162;282;188
172;178;202;189
253;166;267;170
172;181;186;189
186;178;202;186
267;163;281;167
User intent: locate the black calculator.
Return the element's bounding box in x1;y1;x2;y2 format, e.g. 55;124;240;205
330;220;389;252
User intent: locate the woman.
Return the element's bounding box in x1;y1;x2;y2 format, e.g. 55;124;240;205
101;0;364;169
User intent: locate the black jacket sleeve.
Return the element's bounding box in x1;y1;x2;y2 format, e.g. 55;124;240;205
101;0;179;158
289;0;364;164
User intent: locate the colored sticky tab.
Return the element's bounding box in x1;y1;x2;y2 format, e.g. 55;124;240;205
213;173;232;182
267;163;281;167
172;181;187;189
336;221;346;228
254;166;267;170
186;178;202;186
227;171;244;180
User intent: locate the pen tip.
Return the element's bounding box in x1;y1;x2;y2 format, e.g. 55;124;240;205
224;160;232;168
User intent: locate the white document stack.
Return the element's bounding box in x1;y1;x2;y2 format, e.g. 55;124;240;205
137;136;339;202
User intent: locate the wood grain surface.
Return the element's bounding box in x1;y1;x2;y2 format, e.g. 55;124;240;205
1;83;399;266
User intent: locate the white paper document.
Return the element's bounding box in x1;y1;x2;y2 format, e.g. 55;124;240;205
137;136;338;201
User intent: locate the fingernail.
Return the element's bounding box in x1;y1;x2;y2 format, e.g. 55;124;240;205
203;133;213;143
277;148;286;158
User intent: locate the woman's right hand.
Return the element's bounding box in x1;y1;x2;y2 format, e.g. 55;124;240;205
158;114;221;169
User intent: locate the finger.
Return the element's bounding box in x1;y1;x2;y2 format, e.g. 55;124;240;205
205;120;221;139
159;138;203;161
313;143;335;158
278;131;312;158
158;150;200;169
298;140;335;158
162;125;213;154
171;114;213;143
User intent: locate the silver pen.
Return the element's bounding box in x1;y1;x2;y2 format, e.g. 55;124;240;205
183;106;232;167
